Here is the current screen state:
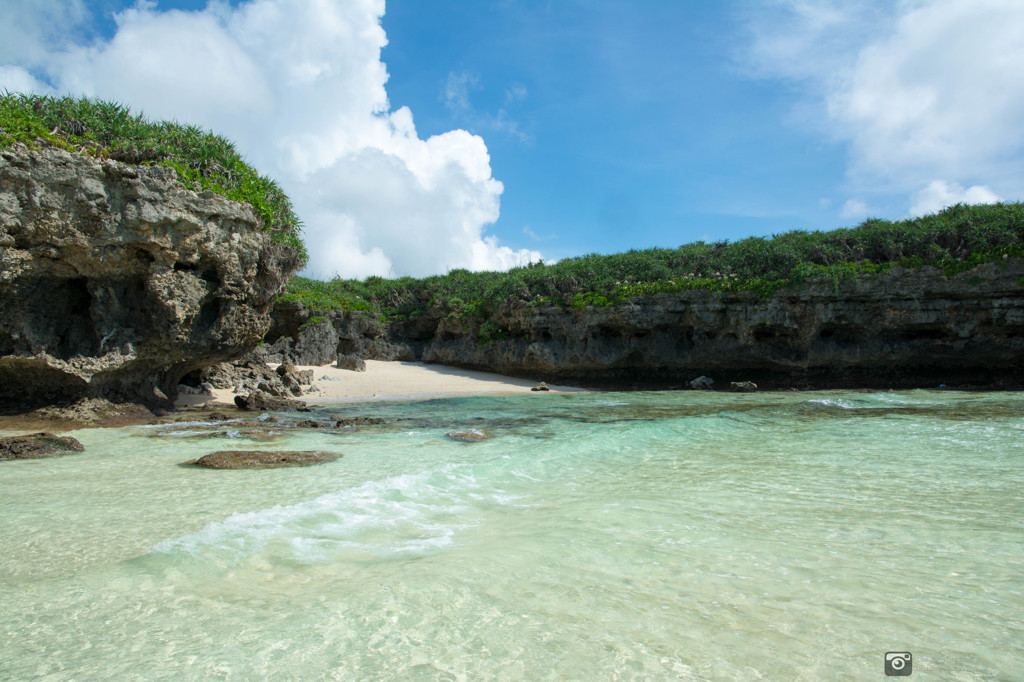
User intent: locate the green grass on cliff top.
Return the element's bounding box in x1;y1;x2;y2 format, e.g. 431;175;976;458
0;92;306;263
281;201;1024;324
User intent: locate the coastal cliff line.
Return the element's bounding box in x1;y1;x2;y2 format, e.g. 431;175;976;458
256;260;1024;389
265;202;1024;390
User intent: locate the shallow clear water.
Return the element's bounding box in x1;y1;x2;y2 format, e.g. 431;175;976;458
1;390;1022;680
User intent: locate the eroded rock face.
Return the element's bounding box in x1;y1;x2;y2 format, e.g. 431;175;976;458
336;353;366;372
233;390;308;412
0;145;302;408
257;303;415;364
409;263;1024;388
256;314;338;366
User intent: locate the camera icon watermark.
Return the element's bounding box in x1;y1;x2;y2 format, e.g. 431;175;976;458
885;651;913;676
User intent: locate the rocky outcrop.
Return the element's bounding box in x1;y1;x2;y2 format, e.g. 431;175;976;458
1;432;84;460
254;304;338;366
689;375;714;390
336;353;366;372
0;145;302;408
259;302;415;363
188;358;309;397
233;390;308;412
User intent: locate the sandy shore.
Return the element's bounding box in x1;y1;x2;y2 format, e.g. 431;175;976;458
178;360;587;407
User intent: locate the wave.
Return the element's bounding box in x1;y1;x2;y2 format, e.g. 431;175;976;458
153;464;519;564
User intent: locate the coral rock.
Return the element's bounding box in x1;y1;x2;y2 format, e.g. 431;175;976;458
186;449;340;469
0;145;301;409
1;432;85;460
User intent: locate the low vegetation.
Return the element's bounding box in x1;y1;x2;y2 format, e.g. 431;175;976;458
0;92;306;261
281;202;1024;327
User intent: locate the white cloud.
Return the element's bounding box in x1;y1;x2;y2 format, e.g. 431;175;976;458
0;0;540;278
444;72;479;115
839;199;870;219
909;180;1003;217
829;1;1024;186
0;65;49;94
742;0;1024;210
0;0;90;67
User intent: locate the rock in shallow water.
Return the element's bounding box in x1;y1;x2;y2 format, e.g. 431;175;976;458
0;432;85;460
185;450;341;469
446;429;488;442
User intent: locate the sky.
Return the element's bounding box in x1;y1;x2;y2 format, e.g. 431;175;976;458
1;0;1021;279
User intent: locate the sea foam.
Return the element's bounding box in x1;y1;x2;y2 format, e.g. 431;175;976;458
154;464;517;564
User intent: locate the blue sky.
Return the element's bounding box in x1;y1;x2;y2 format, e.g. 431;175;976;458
382;1;850;260
1;1;1021;278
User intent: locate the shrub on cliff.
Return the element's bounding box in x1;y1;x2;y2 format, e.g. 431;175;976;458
0;92;306;263
279;201;1024;331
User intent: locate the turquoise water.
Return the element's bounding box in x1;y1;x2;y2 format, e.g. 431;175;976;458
1;390;1022;680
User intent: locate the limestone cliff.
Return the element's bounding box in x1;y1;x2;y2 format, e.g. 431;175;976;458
419;262;1024;387
267;261;1024;389
0;145;302;408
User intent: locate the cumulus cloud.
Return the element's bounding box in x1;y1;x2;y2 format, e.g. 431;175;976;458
741;0;1024;213
909;180;1002;217
0;0;540;278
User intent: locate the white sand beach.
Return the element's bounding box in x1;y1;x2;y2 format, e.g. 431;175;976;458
178;360;587;407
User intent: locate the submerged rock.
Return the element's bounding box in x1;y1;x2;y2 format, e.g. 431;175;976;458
186;450;340;469
333;416;385;427
294;419;333;429
292;417;387;430
0;145;302;409
1;432;85;460
446;429;488;442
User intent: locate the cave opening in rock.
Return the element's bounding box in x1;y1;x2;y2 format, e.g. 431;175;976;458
198;300;220;330
54;278;100;358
